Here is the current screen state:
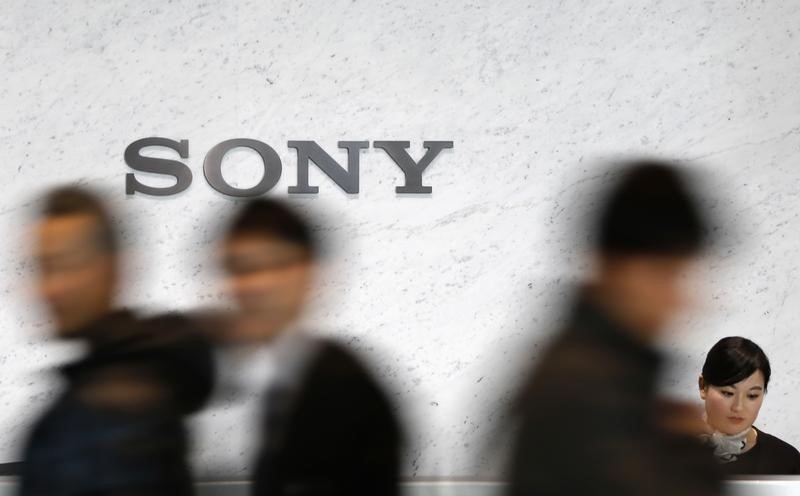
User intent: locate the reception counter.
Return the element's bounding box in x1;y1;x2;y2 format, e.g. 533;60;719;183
2;478;800;495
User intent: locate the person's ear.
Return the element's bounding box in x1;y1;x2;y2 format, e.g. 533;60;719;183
698;375;707;399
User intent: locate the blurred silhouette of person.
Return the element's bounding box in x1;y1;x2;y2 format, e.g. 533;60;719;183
20;186;213;496
213;198;401;496
507;161;723;496
698;336;800;474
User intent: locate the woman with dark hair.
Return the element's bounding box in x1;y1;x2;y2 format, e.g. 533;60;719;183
699;336;800;474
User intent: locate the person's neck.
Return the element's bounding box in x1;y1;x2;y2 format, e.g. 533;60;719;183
80;308;131;350
715;425;757;444
225;315;304;345
586;284;659;347
746;426;758;449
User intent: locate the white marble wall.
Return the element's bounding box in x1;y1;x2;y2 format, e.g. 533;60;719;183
1;0;800;479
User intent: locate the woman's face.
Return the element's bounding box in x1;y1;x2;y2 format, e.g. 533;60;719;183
700;370;766;435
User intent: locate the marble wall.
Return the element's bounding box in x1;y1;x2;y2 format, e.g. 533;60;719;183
1;0;799;478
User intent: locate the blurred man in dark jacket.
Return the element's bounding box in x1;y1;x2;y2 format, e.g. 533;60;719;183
507;161;723;496
20;187;213;496
215;198;401;496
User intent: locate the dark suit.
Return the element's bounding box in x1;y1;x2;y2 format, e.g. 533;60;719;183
507;295;722;496
253;338;401;496
20;311;214;496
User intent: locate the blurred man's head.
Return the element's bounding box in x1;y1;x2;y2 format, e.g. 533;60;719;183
223;198;316;342
590;160;707;340
36;187;118;337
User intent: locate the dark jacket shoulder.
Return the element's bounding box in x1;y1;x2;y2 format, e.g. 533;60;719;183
297;338;398;424
756;429;800;455
306;339;375;376
142;312;215;414
753;428;800;474
254;336;401;496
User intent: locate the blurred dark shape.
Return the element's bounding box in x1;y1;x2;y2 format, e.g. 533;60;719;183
20;186;213;496
597;161;707;256
0;462;23;476
215;198;401;496
699;337;800;474
506;160;723;496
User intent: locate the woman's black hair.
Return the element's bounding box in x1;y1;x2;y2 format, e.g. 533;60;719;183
700;337;771;391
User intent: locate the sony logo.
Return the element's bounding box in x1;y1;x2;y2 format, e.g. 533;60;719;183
125;138;453;197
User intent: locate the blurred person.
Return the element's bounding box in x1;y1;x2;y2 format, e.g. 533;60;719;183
20;186;213;496
211;198;401;496
507;161;723;496
699;336;800;474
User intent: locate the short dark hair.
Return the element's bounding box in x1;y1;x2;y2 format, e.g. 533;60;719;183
226;198;316;258
701;337;771;391
597;160;707;255
40;186;117;254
